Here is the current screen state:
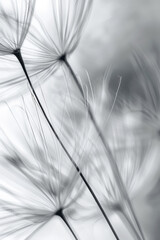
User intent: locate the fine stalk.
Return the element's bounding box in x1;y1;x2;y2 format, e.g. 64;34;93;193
13;48;120;240
26;209;78;240
115;207;143;240
120;210;142;240
63;56;145;240
56;209;79;240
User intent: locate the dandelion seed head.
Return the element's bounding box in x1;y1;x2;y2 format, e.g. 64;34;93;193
0;0;36;56
24;0;92;80
0;97;85;239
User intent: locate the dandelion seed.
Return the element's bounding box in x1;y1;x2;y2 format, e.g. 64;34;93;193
0;98;85;240
0;0;36;56
23;0;92;80
0;0;36;101
27;1;143;236
11;1;123;237
0;3;99;236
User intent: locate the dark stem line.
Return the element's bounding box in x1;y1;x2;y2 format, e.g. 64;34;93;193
56;210;78;240
64;58;145;240
13;49;120;240
79;172;119;238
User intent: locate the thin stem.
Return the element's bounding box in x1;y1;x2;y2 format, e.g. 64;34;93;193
13;49;120;240
56;209;78;240
64;58;145;240
118;210;142;240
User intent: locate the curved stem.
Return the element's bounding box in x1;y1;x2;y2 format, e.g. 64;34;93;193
56;209;78;240
13;49;120;240
64;58;145;240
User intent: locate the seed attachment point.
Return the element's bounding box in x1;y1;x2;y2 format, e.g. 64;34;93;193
13;48;21;57
58;54;66;62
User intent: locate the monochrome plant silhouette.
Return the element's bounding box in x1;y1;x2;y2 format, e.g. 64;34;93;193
7;1;123;238
24;2;147;238
0;0;35;56
0;2;118;238
0;0;157;240
0;98;87;240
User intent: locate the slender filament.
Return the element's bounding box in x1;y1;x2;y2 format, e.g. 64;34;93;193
13;49;120;240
